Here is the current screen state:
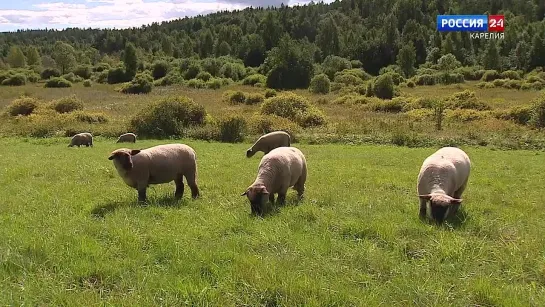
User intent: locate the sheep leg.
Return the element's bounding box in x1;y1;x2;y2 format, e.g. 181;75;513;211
294;166;307;201
419;199;427;220
184;171;200;199
269;193;275;204
138;188;147;202
277;192;287;206
453;179;468;199
174;175;184;199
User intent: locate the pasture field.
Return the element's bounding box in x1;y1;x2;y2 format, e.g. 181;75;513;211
1;137;545;305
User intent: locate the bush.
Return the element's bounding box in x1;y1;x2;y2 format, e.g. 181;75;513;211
493;79;506;87
129;96;206;138
44;77;72;88
93;63;110;72
74;65;92;79
196;71;212;82
154;72;184;86
264;89;277;98
373;74;395;99
248;114;301;137
51;95;84;113
500;70;521;80
107;67;130;84
444;90;491;111
406;80;416;88
529;92;545;128
27;73;40;83
333;94;377;105
337;69;372;81
186;78;205;89
62;72;83;83
260;92;327;127
205;78;223;89
481;70;500;82
322;55;352;79
94;71;109;84
1;74;26;86
7;97;39;116
218;115;247;142
365;97;405;113
414;74;437;86
309;74;331;94
439;72;464;85
220;62;246;81
496;106;532;125
455;66;485;81
383;72;405;85
120;72;153;94
333;73;363;86
152;60;170;80
245;93;265;105
502;79;521;89
41;68;61;80
242;74;267;86
183;63;202;80
72;111;108;123
223;90;247;105
350;60;363;68
445;109;491;122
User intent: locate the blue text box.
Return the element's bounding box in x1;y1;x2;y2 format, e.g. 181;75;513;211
437;15;488;32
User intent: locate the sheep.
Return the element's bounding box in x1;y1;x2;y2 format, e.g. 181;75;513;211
241;146;306;216
68;132;93;147
417;146;471;223
116;133;137;143
108;143;200;202
246;131;291;158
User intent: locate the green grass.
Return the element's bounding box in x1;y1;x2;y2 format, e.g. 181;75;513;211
1;137;545;305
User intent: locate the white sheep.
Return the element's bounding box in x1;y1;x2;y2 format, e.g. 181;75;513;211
68;132;93;147
417;146;471;223
241;146;306;215
108;143;200;202
246;131;291;158
116;133;137;143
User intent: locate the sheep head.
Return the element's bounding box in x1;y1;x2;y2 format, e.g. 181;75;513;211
108;148;141;171
241;184;269;216
419;193;462;223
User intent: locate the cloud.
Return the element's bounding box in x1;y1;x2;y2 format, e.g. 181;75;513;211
0;0;334;32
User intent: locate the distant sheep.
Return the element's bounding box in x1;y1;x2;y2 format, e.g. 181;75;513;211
116;133;137;143
246;131;291;158
68;132;93;147
241;146;306;216
108;143;200;202
417;147;471;223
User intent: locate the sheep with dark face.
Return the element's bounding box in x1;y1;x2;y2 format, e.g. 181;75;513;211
108;144;200;202
68;132;93;147
417;147;471;223
241;146;306;216
246;131;291;158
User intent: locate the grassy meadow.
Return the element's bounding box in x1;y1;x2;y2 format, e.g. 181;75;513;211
1;138;545;305
1;81;545;305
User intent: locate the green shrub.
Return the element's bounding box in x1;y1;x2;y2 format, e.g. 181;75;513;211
444;90;491;111
94;71;109;84
407;80;416;88
74;65;92;79
72;111;108;123
107;67;129;84
62;72;83;83
526;75;545;84
7;96;39;116
52;95;84;113
242;74;267;86
350;60;363;68
44;77;72;88
496;106;532;125
333;94;377;105
383;72;405;85
502;79;521;89
245;93;265;105
337;69;372;81
195;71;212;82
93;63;110;72
218;115;247;142
40;68;61;80
454;66;485;81
1;74;26;86
220;62;246;81
222;90;247;105
248;114;301;137
481;70;500;82
186;78;206;89
365;82;374;97
445;109;491;122
120;72;153;94
373;74;395;99
414;74;437;85
309;74;331;94
333;73;363;86
129;95;206;138
205;78;223;89
365;98;405;113
493;79;506;87
260;92;327;127
264;89;277;98
529;92;545;128
439;72;464;85
183;63;202;80
330;82;343;92
154;72;184;86
406;108;434;121
322;55;352;79
151;60;170;80
379;65;403;75
500;70;521;80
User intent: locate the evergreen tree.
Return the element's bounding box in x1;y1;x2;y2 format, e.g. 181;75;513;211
26;46;41;66
529;34;545;69
123;42;138;78
7;46;27;68
397;42;416;77
315;16;340;57
482;40;501;70
514;41;530;71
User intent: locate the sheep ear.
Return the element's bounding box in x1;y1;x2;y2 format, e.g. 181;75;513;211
450;198;462;204
241;190;248;196
130;149;141;156
418;194;432;200
108;155;114;160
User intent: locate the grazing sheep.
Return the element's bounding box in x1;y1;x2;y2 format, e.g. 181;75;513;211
246;131;291;158
241;146;306;216
417;147;471;223
116;133;137;143
108;143;200;202
68;132;93;147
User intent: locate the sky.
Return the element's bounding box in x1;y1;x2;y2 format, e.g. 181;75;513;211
0;0;330;32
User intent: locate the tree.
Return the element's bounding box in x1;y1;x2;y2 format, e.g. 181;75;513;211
199;29;214;58
437;53;461;73
260;12;283;50
315;16;340;57
26;46;41;66
482;40;501;70
216;41;231;56
265;34;314;89
514;41;530;71
529;34;545;70
123;42;138;79
161;36;173;57
396;42;416;77
53;41;76;74
7;46;27;68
